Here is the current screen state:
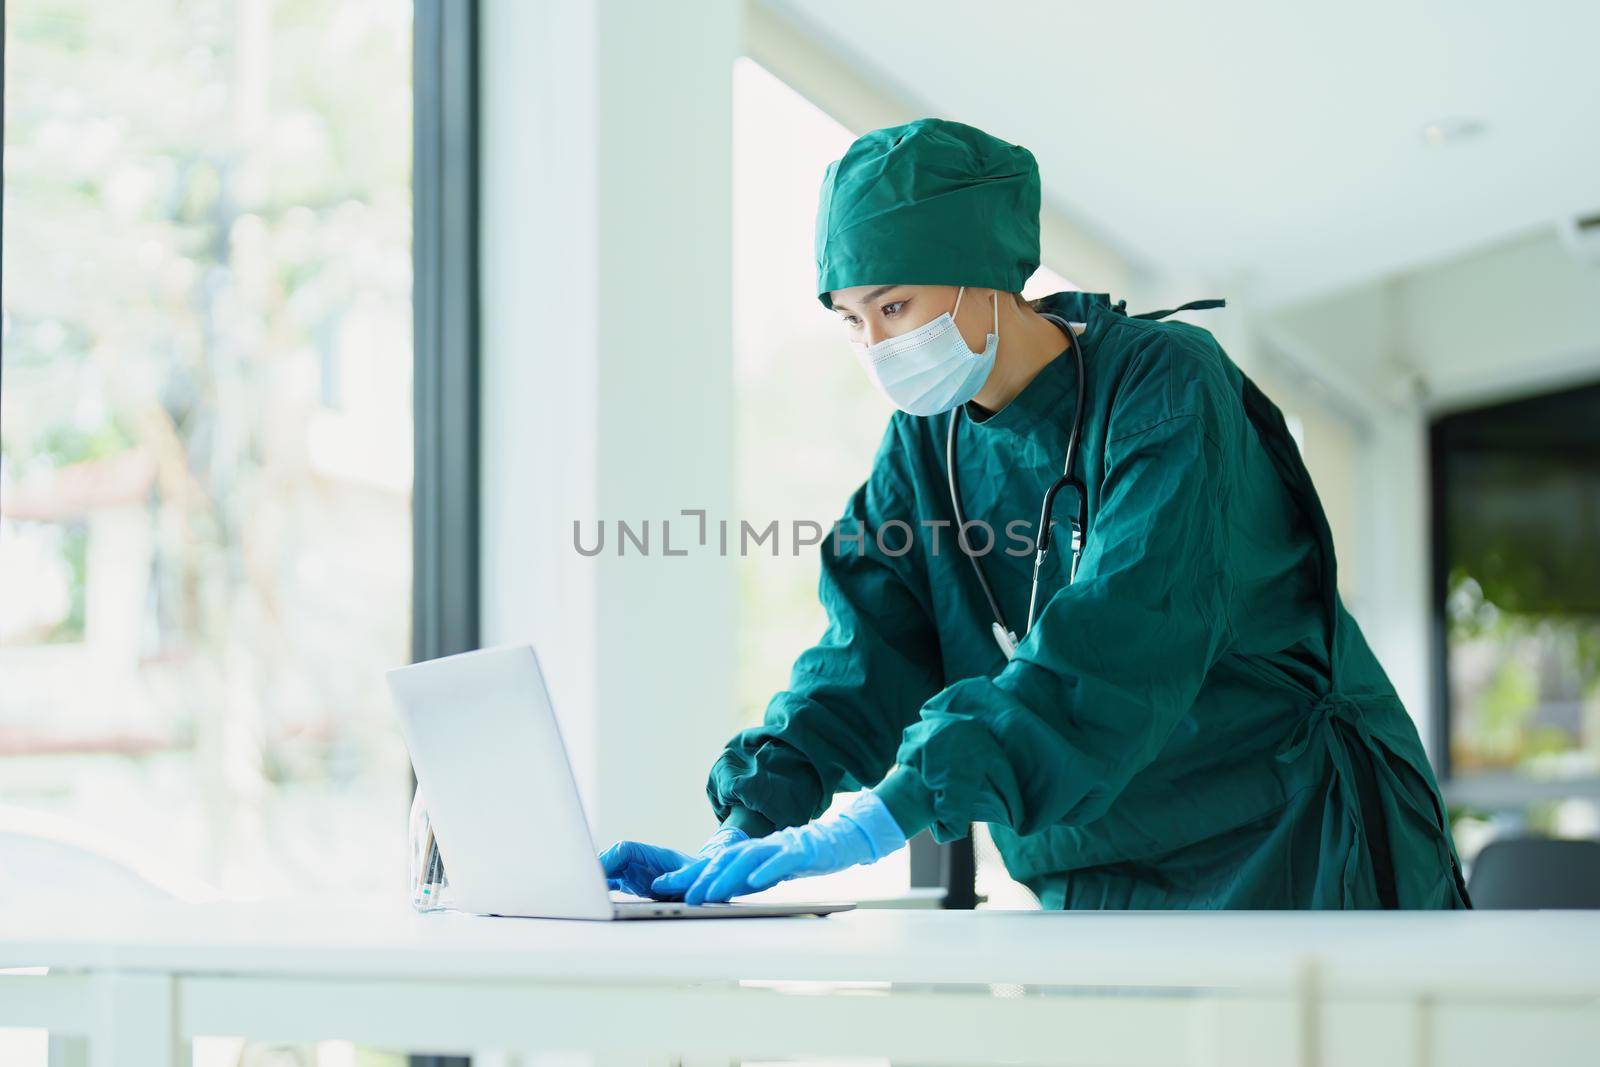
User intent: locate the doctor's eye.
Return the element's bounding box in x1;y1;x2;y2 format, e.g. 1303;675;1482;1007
881;300;906;318
840;313;862;328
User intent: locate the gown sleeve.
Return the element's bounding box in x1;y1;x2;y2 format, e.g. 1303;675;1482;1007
706;416;946;836
876;336;1238;841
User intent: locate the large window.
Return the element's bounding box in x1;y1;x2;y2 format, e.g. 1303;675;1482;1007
1;0;414;899
1432;381;1600;802
730;58;880;729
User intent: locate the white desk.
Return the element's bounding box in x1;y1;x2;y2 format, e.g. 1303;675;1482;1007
3;898;1598;1066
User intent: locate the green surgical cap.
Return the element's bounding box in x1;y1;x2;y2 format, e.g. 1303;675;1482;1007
814;117;1041;310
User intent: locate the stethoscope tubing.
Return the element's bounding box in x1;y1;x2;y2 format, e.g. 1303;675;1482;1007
947;313;1087;655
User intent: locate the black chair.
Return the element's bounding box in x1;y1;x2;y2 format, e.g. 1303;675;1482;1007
1467;836;1600;908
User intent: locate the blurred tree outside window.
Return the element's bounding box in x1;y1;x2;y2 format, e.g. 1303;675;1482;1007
1;0;414;897
1435;382;1600;784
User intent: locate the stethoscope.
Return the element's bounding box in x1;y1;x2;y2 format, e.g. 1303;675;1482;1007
946;311;1086;661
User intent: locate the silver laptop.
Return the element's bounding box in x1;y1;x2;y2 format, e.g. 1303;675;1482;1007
386;643;854;920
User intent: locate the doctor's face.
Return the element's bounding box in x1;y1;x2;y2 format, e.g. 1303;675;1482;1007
830;283;962;348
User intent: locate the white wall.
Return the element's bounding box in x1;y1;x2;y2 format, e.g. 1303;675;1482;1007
478;0;742;852
1399;228;1600;413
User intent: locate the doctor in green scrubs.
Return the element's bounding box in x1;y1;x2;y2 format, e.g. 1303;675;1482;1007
600;117;1471;910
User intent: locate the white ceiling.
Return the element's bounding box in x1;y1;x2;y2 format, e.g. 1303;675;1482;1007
760;0;1600;307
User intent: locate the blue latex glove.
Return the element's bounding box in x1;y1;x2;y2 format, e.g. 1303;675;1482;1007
599;824;747;899
679;791;907;905
645;823;753;899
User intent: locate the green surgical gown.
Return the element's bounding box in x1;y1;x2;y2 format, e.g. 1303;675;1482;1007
708;291;1471;909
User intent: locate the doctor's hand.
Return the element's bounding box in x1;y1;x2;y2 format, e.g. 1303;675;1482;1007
675;791;908;905
599;824;748;899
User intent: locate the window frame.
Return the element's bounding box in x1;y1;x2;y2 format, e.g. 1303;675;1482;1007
411;3;477;1061
412;0;481;667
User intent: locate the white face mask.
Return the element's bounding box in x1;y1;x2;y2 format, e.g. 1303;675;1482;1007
854;286;999;416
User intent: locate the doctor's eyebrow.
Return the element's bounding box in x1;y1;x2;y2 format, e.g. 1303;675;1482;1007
833;285;901;311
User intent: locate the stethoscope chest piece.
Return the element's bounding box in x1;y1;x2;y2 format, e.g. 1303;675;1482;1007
991;621;1019;660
